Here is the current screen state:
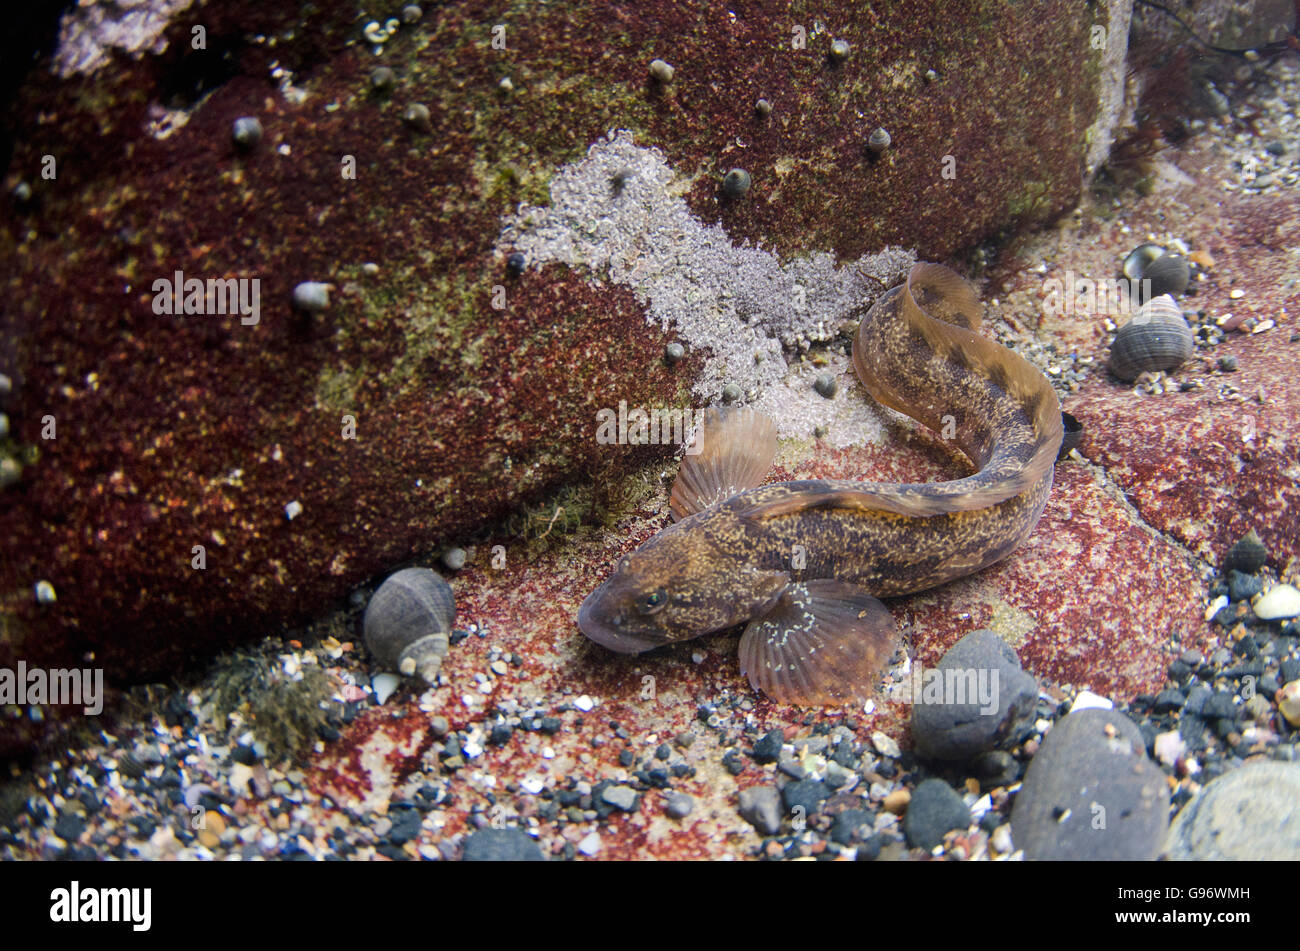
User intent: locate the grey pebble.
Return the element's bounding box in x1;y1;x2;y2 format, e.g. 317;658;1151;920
903;778;970;850
910;629;1038;761
738;785;782;835
1010;708;1169;860
601;785;638;812
231;117;263;149
461;827;544;861
664;792;694;819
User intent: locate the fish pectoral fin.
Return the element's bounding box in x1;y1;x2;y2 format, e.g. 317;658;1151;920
738;580;900;707
669;406;777;521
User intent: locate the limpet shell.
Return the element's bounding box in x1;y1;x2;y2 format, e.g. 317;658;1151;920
363;567;455;683
1108;294;1193;382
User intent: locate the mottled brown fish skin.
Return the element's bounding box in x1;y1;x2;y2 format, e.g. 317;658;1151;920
578;263;1063;652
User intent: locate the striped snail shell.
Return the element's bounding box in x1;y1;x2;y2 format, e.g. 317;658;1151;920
1123;244;1190;302
1108;294;1194;382
363;567;454;684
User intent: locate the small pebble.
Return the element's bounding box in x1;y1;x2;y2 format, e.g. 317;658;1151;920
292;282;331;312
441;547;467;571
1218;355;1238;372
664;792;694;819
903;779;971;850
601;785;637;812
883;789;910;815
506;251;526;277
1277;681;1300;727
231;117;263;149
829;38;850;61
370;66;397;92
284;500;303;521
1253;584;1300;620
401;4;423;23
648;59;674;84
737;785;782;835
462;827;544;861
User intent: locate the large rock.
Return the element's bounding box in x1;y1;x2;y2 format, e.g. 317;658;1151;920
0;0;1135;731
1010;708;1170;860
1167;762;1300;861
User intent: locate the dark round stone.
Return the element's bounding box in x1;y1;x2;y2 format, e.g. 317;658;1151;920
232;744;258;765
53;812;86;843
751;728;784;764
506;252;526;277
1010;708;1170;860
1152;689;1186;714
1227;570;1264;602
903;779;970;850
911;629;1039;761
388;808;423;845
461;827;544;861
781;779;829;818
829;808;873;845
538;716;561;734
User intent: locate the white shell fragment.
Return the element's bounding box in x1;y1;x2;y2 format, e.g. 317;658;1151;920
372;673;401;705
292;281;332;312
1069;690;1114;713
284;500;303;520
1253;584;1300;621
34;580;57;604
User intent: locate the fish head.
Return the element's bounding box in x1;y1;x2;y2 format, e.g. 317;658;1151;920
577;521;789;654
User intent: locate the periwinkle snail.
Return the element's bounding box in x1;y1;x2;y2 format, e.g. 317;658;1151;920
1122;244;1189;301
1108;294;1194;382
363;567;454;683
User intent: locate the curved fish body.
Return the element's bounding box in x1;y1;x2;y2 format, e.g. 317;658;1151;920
578;263;1064;706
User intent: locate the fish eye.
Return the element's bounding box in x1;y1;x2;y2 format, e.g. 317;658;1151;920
635;587;669;616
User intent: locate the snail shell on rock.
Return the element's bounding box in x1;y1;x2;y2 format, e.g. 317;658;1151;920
363;567;454;684
1108;294;1194;382
1223;528;1267;574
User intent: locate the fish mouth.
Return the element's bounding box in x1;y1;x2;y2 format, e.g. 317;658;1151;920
577;588;661;654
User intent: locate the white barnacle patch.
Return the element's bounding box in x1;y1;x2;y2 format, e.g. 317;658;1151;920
497;130;914;443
